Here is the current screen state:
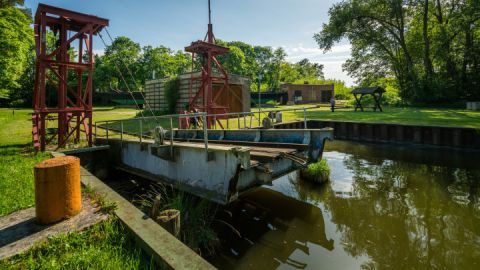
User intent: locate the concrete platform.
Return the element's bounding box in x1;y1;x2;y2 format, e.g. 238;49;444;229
0;196;108;260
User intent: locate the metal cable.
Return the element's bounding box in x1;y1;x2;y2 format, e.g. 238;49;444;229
98;31;146;118
104;28;158;121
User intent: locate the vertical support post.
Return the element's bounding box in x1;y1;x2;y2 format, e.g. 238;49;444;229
170;117;174;156
105;121;109;143
243;115;246;129
120;121;124;144
303;108;307;129
202;114;209;160
94;123;97;142
227;115;229;130
139;119;143;143
237;114;240;129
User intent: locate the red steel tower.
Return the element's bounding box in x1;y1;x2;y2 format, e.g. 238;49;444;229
184;0;230;128
32;4;108;151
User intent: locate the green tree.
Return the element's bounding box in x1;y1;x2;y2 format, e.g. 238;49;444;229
0;7;33;100
101;36;142;92
295;58;325;81
316;0;480;102
217;45;246;75
139;46;190;83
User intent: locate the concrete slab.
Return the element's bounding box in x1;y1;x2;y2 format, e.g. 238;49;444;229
0;196;108;260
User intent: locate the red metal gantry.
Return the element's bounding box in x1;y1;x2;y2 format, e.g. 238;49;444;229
32;4;109;151
184;0;230;129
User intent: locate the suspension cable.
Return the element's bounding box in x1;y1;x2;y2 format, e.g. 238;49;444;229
104;28;158;121
98;31;146;119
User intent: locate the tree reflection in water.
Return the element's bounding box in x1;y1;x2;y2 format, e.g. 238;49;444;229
293;141;480;270
213;141;480;270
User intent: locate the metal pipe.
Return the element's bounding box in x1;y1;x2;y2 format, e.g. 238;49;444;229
94;123;97;141
202;114;208;159
237;114;240;129
120;121;123;143
105;121;109;143
139;119;143;143
303;108;307;129
170;117;173;156
243;115;246;129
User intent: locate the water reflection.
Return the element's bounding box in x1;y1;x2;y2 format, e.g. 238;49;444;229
213;141;480;270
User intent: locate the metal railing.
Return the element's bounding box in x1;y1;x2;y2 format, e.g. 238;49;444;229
93;106;313;159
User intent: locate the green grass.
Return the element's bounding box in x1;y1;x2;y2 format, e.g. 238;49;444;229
284;106;480;129
300;158;331;184
0;146;50;216
0;107;141;216
0;217;156;270
212;106;480;130
0;107;156;269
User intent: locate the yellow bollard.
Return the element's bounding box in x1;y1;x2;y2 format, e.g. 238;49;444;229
34;156;82;224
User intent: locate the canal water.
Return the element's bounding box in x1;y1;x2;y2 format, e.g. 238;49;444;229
213;141;480;269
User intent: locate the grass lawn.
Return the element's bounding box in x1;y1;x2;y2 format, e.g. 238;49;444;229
284;106;480;129
0;107;156;269
216;105;480;130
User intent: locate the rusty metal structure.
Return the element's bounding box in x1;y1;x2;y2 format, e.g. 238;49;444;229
184;0;230;128
32;4;109;151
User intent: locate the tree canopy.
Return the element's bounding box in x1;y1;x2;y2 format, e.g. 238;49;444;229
0;7;33;99
315;0;480;102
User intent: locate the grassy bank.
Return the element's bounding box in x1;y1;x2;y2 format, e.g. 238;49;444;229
0;107;155;269
0;107;140;215
0;217;155;270
268;106;480;129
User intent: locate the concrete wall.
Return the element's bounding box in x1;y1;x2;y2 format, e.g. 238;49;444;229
280;83;334;104
145;72;251;113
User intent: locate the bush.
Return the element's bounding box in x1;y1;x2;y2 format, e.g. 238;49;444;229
300;158;330;184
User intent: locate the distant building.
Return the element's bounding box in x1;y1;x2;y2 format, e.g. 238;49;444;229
145;72;251;113
281;83;334;104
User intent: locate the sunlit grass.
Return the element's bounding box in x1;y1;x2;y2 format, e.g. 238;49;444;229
0;107;158;269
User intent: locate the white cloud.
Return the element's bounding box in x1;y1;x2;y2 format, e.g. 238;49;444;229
283;43;354;86
93;49;105;56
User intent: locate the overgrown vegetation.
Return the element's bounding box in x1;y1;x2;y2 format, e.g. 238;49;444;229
164;77;181;114
300;158;331;184
139;183;219;257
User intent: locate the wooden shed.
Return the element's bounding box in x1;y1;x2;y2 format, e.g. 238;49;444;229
281;83;334;104
145;72;251;114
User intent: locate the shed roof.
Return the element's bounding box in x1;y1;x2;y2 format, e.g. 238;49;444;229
351;87;386;94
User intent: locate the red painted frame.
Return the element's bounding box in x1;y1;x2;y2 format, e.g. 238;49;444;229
183;1;230;129
32;4;108;151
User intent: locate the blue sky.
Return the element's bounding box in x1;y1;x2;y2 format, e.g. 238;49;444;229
25;0;353;85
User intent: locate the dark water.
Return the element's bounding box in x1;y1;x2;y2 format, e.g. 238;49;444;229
213;141;480;270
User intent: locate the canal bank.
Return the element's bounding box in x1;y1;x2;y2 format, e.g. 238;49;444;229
274;120;480;150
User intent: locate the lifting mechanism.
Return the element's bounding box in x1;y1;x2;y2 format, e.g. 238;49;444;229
182;0;233;129
32;4;109;151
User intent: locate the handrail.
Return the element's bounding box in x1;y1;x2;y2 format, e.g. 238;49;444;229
93;106;315;156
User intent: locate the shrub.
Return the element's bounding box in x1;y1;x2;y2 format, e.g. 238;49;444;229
300;158;330;184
